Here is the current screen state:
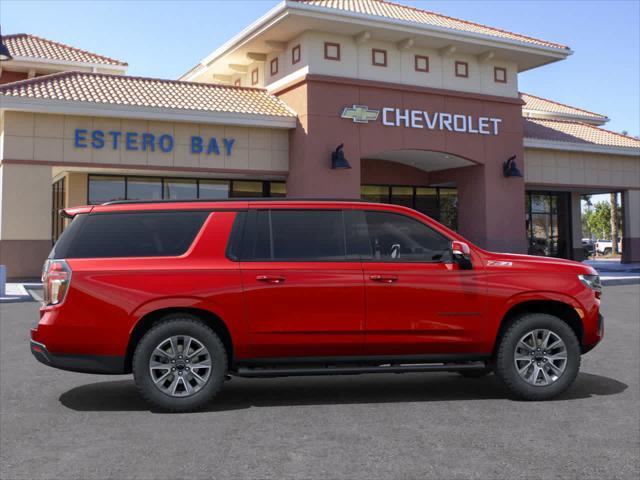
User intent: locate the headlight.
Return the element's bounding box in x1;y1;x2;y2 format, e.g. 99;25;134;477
578;274;602;296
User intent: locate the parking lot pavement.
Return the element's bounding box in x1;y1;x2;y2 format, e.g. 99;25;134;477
1;285;638;480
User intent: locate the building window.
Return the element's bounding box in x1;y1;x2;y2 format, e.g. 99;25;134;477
234;78;241;87
88;175;285;204
361;184;458;231
455;61;469;78
324;42;340;61
372;48;387;67
292;44;301;65
494;66;507;83
51;177;66;243
270;58;279;76
251;68;259;85
414;55;429;73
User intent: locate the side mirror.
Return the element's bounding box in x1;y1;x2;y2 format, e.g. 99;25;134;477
451;240;473;270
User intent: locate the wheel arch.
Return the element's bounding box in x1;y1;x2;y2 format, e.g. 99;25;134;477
493;298;584;358
124;307;234;374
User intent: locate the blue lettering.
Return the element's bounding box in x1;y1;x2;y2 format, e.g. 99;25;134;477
125;132;139;151
207;138;220;155
191;136;203;154
141;133;155;151
159;134;174;153
109;131;121;149
91;130;104;149
74;129;88;148
223;138;235;155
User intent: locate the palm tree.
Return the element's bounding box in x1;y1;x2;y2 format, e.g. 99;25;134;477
610;192;619;255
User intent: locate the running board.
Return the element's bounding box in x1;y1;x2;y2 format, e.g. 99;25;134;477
233;362;487;378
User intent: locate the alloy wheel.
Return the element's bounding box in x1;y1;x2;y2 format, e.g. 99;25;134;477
514;329;568;386
149;335;212;397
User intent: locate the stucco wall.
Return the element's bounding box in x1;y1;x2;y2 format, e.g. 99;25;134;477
1;111;289;173
524;148;640;189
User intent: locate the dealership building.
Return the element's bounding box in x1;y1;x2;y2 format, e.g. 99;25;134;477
1;0;639;278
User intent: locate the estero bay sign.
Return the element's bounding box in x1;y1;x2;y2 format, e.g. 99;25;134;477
74;129;236;155
341;105;503;135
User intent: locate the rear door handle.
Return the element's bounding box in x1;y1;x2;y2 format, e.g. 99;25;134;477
369;274;398;283
256;274;286;284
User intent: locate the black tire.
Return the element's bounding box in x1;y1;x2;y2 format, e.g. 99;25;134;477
495;313;580;401
603;247;612;256
457;367;492;378
132;314;228;412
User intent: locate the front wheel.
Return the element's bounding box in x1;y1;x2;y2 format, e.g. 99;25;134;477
133;314;228;412
495;314;580;401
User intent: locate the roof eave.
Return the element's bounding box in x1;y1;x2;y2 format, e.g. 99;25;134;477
524;138;640;156
179;0;571;81
5;55;128;71
0;96;297;129
523;110;609;126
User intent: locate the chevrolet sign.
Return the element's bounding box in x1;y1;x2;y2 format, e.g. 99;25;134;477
341;105;380;123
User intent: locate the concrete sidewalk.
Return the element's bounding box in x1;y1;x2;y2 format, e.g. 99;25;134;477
583;259;640;285
0;283;42;303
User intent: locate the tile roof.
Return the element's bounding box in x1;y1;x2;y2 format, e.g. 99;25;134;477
0;71;297;118
3;33;127;67
520;93;608;121
292;0;569;50
524;118;640;149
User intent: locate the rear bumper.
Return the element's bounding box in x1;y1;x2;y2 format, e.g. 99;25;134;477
30;340;126;375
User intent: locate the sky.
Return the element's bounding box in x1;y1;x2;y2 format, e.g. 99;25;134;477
1;0;639;136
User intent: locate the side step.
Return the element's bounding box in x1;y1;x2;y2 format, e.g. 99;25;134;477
233;362;488;378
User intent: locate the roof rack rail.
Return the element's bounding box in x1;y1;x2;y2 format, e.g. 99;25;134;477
102;197;365;206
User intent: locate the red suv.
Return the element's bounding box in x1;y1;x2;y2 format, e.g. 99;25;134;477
32;200;603;411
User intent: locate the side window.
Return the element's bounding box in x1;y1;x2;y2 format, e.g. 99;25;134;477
243;210;347;261
358;211;451;262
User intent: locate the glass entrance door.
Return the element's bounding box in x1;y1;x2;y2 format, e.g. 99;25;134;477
526;192;571;258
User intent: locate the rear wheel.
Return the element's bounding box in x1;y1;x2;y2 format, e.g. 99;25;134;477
133;314;227;412
495;313;580;401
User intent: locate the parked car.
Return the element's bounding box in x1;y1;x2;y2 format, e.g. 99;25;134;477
581;238;595;257
595;238;623;255
32;200;604;412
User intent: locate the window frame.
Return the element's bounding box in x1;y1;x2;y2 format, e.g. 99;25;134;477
324;42;341;61
251;68;259;85
494;66;507;83
414;55;429;73
372;48;387;67
455;61;469;78
270;57;279;76
291;44;301;65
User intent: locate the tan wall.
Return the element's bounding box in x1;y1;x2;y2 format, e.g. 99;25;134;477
524;148;640;189
1;111;289;173
66;172;88;208
0;163;52;240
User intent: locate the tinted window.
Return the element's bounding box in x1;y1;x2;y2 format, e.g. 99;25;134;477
52;211;209;259
89;176;125;204
244;210;346;261
358;211;451;262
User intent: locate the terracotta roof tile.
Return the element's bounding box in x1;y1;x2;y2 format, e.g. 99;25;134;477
520;93;608;121
0;71;297;118
524;118;640;149
293;0;568;50
3;33;127;66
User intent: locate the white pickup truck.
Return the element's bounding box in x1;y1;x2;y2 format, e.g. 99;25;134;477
595;239;623;255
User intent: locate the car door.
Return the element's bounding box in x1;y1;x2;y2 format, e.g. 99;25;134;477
240;208;365;358
348;209;486;356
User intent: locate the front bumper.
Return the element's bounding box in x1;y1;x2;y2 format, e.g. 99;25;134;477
30;340;126;375
581;313;604;354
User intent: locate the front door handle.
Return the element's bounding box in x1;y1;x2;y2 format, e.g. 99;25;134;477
256;274;286;284
369;274;398;283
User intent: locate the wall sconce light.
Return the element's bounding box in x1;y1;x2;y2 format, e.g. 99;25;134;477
331;143;351;169
502;155;522;178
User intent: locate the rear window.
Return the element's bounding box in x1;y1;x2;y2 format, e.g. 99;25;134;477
50;211;209;259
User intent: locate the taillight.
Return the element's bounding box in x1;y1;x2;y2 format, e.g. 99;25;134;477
42;259;72;306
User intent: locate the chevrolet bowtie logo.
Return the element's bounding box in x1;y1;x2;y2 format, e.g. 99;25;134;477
341;105;380;124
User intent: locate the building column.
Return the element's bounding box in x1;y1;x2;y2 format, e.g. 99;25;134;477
0;163;53;279
570;192;585;261
621;189;640;263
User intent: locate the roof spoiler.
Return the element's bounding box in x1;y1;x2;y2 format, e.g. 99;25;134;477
60;206;93;219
